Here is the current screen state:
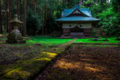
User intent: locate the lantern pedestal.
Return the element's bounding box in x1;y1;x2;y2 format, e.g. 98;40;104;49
6;14;26;43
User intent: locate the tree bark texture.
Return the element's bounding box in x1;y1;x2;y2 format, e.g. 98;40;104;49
8;0;12;33
17;0;19;15
0;0;2;33
23;0;26;36
6;0;8;33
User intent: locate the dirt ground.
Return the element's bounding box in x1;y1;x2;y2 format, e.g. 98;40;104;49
35;44;120;80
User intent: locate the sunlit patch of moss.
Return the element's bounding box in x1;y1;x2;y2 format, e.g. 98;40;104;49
1;56;50;79
3;68;30;79
35;58;51;61
85;67;101;72
0;65;11;75
2;52;57;78
0;34;3;37
41;52;57;58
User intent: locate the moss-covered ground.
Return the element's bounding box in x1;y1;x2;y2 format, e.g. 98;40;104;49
0;34;120;80
75;37;119;43
26;36;73;46
0;34;74;80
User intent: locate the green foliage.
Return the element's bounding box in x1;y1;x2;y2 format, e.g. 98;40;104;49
89;0;120;37
84;0;94;7
111;0;120;13
90;4;107;17
111;0;120;37
97;7;114;35
26;10;41;36
97;6;120;37
91;30;100;38
91;29;96;37
56;11;61;18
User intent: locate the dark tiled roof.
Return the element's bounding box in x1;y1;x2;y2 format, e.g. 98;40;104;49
56;4;100;22
62;4;92;17
56;16;100;22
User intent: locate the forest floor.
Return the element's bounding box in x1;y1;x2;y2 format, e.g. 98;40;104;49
0;34;120;80
35;44;120;80
0;34;75;80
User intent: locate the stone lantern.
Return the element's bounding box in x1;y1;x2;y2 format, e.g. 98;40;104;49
6;14;26;43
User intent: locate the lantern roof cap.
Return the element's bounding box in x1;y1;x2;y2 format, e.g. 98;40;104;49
9;14;23;24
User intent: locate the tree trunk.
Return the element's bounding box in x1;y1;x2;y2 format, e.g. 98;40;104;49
27;0;29;12
8;0;12;33
17;0;19;15
6;0;8;33
20;0;22;21
34;0;36;14
23;0;26;36
42;2;46;35
42;10;44;35
0;0;2;33
68;0;70;8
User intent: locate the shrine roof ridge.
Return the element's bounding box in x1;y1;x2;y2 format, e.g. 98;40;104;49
62;4;91;17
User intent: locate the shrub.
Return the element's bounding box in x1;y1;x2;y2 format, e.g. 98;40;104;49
91;28;101;38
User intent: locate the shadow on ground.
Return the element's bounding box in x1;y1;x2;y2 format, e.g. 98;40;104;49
35;45;120;80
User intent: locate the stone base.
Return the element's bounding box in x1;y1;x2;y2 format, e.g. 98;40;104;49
6;40;26;44
6;30;26;44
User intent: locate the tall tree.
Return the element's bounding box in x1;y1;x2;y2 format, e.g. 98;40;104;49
17;0;19;15
27;0;29;12
6;0;8;32
33;0;36;14
8;0;12;33
0;0;2;33
23;0;26;36
111;0;120;13
20;0;22;21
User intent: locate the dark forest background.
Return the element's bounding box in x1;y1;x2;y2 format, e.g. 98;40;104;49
0;0;120;37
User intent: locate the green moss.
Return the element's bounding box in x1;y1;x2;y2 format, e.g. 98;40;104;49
75;38;119;43
26;36;73;46
0;51;58;79
2;68;30;79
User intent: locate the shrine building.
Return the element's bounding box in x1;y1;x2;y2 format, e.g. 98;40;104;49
55;4;100;38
